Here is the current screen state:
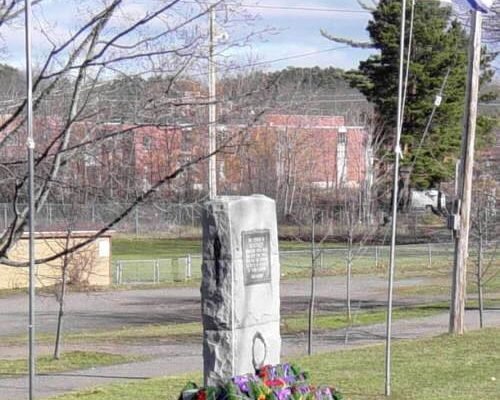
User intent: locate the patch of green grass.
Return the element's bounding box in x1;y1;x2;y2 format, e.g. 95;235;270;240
395;283;450;297
298;328;500;400
283;305;443;332
0;322;202;347
1;306;444;348
395;277;500;302
49;328;500;400
112;238;201;261
49;373;202;400
0;351;142;376
66;323;202;343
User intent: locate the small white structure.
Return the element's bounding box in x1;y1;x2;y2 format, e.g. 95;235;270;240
410;189;446;210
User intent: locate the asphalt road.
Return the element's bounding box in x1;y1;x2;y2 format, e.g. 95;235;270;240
0;276;498;400
0;276;428;338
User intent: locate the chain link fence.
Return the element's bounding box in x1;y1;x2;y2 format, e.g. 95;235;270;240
0;202;204;233
112;242;498;285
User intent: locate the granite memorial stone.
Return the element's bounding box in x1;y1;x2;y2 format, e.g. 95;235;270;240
201;195;281;386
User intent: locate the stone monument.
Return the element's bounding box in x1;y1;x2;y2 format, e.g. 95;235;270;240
201;195;281;386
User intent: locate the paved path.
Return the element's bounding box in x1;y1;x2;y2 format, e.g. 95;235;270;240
1;309;499;400
0;276;429;338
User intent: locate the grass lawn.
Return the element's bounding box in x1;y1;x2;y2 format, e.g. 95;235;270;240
283;305;443;333
111;237;463;283
112;238;202;261
110;237;332;262
49;328;500;400
110;237;340;261
0;351;142;377
0;305;444;347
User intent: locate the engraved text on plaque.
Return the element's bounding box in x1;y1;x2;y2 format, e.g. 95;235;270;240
242;229;271;285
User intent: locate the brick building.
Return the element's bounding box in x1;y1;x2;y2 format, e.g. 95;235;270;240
216;114;372;196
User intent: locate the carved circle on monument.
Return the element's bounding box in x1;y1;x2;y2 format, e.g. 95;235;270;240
252;331;268;370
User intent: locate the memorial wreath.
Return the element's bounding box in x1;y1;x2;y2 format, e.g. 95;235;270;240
178;363;343;400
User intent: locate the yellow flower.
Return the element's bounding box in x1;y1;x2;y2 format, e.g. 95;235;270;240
258;394;266;400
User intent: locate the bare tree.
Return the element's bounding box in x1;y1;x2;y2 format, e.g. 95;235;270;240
0;0;271;266
52;230;71;360
471;174;498;328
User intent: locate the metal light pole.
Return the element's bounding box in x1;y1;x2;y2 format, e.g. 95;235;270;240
208;3;217;200
384;0;407;396
450;10;483;335
24;0;36;399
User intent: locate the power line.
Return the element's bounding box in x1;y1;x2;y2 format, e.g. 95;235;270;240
217;45;349;71
182;1;371;14
230;3;370;14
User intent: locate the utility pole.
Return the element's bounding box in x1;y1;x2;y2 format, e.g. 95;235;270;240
24;0;36;398
450;10;483;335
208;3;217;200
385;0;407;396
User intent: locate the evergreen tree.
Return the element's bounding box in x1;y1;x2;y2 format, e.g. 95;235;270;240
326;0;493;188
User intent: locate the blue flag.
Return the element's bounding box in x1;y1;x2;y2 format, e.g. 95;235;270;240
463;0;494;13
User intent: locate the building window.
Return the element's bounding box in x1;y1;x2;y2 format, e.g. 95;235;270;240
337;129;347;186
338;131;347;145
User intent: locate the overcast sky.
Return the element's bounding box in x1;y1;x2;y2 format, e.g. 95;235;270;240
1;0;496;74
0;0;377;73
229;0;376;71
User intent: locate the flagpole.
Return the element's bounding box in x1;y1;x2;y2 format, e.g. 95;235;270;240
24;0;36;399
384;0;407;396
208;2;217;200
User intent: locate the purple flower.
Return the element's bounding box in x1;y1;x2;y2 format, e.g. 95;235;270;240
293;384;311;395
281;364;296;384
232;374;255;393
274;387;292;400
315;386;333;400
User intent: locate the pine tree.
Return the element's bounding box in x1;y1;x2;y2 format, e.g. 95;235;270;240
325;0;493;188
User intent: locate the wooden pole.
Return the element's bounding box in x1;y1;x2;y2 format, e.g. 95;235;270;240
450;10;483;335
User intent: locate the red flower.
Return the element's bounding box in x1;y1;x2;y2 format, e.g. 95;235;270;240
196;390;206;400
259;365;271;380
264;378;286;388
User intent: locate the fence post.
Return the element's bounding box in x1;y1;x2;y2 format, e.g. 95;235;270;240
154;260;159;284
118;261;123;285
134;206;139;236
186;254;192;280
375;246;379;268
428;243;432;268
48;204;53;226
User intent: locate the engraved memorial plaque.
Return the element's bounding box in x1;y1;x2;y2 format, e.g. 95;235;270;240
242;229;271;285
